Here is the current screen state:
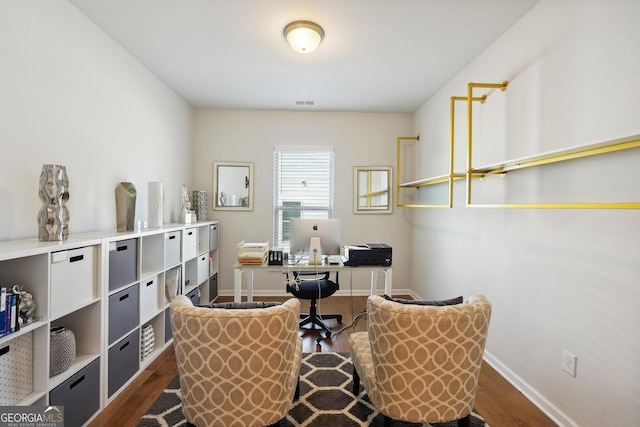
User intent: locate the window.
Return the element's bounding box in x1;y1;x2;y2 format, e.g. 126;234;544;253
273;149;334;251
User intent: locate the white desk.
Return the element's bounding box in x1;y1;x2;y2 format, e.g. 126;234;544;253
233;262;392;302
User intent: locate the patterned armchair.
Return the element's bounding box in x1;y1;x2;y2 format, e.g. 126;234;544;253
349;295;492;427
170;295;303;427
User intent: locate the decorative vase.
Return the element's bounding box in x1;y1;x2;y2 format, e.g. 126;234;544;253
148;181;164;228
192;190;208;221
180;185;192;224
49;326;76;377
38;164;69;241
115;182;137;232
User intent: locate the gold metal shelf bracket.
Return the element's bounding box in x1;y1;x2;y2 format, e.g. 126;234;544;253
395;93;486;208
396;136;420;207
466;81;508;206
449;94;486;207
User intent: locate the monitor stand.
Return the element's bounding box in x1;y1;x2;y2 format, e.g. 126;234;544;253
308;237;323;265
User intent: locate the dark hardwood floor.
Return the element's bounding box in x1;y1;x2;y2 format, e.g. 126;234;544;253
89;295;556;427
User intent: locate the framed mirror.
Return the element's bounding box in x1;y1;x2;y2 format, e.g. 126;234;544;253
213;161;254;211
353;166;393;214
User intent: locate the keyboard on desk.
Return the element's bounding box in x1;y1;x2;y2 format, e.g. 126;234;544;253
327;255;342;265
287;255;343;265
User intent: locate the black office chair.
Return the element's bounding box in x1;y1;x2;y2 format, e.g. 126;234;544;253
285;270;342;343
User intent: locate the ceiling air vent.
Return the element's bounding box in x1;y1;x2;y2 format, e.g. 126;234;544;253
294;100;316;107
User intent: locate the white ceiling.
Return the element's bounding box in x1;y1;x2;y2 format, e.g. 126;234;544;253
69;0;539;113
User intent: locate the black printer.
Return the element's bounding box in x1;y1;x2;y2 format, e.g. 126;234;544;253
343;243;392;267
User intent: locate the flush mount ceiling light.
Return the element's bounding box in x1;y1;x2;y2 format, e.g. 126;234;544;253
284;21;324;54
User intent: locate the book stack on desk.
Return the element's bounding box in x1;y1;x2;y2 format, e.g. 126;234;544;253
237;241;269;265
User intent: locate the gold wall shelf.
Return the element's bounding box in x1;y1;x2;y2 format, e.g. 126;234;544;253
399;78;640;209
468;134;640;209
465;81;640;209
399;174;465;188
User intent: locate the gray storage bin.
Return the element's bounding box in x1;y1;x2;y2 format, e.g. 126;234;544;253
108;330;139;397
208;273;218;303
164;231;181;267
164;307;172;343
209;223;218;251
186;288;199;306
108;284;139;345
49;358;100;427
109;238;138;291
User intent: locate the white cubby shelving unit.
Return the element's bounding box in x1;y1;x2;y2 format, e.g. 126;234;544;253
0;237;102;427
0;220;219;426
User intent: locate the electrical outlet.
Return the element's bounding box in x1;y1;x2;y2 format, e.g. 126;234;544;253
562;349;577;377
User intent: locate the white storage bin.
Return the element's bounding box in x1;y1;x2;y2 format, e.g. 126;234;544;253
0;332;34;405
196;254;209;285
164;232;181;267
50;246;97;318
139;275;162;321
183;228;197;261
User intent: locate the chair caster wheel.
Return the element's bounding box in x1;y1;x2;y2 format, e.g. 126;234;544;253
316;331;331;344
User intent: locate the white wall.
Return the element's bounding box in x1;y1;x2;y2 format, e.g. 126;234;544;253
191;109;413;296
411;1;640;426
0;1;193;241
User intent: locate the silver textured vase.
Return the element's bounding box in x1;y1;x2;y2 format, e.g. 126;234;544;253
38;164;69;241
115;182;137;232
49;326;76;377
192;190;208;221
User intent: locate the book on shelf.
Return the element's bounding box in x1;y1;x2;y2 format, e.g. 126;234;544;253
0;286;6;338
10;293;17;333
9;292;18;333
5;292;11;337
2;291;17;337
165;266;182;301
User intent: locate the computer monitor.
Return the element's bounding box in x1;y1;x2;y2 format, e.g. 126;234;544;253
289;218;341;260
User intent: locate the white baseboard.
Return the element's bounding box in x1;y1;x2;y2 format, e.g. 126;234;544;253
483;350;578;427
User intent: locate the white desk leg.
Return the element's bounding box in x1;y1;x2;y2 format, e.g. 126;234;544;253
384;268;392;296
247;270;254;302
370;270;377;295
234;267;243;302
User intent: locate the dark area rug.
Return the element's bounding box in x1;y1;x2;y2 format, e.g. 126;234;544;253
138;352;489;427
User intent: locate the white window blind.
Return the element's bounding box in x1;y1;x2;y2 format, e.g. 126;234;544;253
273;149;334;250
